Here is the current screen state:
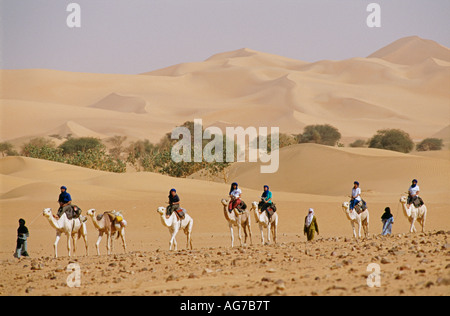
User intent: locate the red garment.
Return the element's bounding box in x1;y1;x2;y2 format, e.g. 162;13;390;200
229;199;241;211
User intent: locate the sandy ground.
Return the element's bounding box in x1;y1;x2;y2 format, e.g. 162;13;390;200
1;231;449;296
0;151;449;296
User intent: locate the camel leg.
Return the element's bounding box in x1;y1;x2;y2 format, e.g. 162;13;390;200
259;225;264;245
95;233;103;256
185;230;192;250
110;232;116;254
351;222;357;239
272;222;277;244
365;212;370;239
54;233;61;258
120;230;127;253
66;233;71;258
169;232;174;250
106;232;112;255
248;221;253;245
242;224;248;245
173;235;178;251
237;224;243;247
410;218;417;233
422;214;426;233
72;234;77;256
83;231;89;256
357;219;362;239
229;224;234;248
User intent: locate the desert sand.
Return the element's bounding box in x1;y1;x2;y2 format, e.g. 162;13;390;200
0;36;449;296
0;146;449;296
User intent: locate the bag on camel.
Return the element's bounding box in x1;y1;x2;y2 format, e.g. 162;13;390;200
265;203;276;218
355;200;367;214
176;208;186;219
412;196;424;208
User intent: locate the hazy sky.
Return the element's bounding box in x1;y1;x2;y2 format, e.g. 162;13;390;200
1;0;449;74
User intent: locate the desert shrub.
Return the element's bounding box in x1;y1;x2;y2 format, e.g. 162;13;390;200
106;135;128;159
416;138;443;151
66;147;126;173
0;142;19;157
297;124;341;146
256;133;296;153
126;139;158;166
134;121;233;179
20;137;125;172
368;129;414;153
59;137;103;155
349;139;367;148
21;138;64;162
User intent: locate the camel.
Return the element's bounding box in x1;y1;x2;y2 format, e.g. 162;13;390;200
341;201;370;239
86;209;127;255
250;201;278;245
399;196;427;233
42;208;88;258
220;199;252;247
156;207;193;251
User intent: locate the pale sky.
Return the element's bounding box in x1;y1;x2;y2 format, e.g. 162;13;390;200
1;0;449;74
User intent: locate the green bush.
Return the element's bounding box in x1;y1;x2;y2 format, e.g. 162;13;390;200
297;124;341;146
0;142;19;157
349;139;367;148
416;138;443;151
59;137;103;155
20;137;125;173
368;129;414;153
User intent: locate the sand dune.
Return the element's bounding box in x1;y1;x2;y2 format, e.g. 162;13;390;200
1;36;449;145
89;93;148;114
369;36;450;65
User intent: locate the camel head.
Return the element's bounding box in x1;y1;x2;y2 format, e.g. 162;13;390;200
42;208;52;218
221;199;228;206
251;201;258;210
399;196;408;204
156;207;166;215
87;209;96;217
342;201;350;211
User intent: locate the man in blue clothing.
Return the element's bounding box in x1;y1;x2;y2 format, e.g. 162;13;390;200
57;186;73;218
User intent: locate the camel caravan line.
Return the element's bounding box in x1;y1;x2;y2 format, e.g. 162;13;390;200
41;194;427;258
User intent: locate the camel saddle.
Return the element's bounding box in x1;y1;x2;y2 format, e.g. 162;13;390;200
412;196;424;208
354;200;367;214
175;208;186;219
58;205;82;220
265;204;277;219
97;211;120;222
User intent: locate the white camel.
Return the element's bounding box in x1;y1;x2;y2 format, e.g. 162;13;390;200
341;201;370;239
220;199;252;247
156;207;194;251
87;209;127;255
250;201;278;245
399;196;427;233
42;208;88;258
